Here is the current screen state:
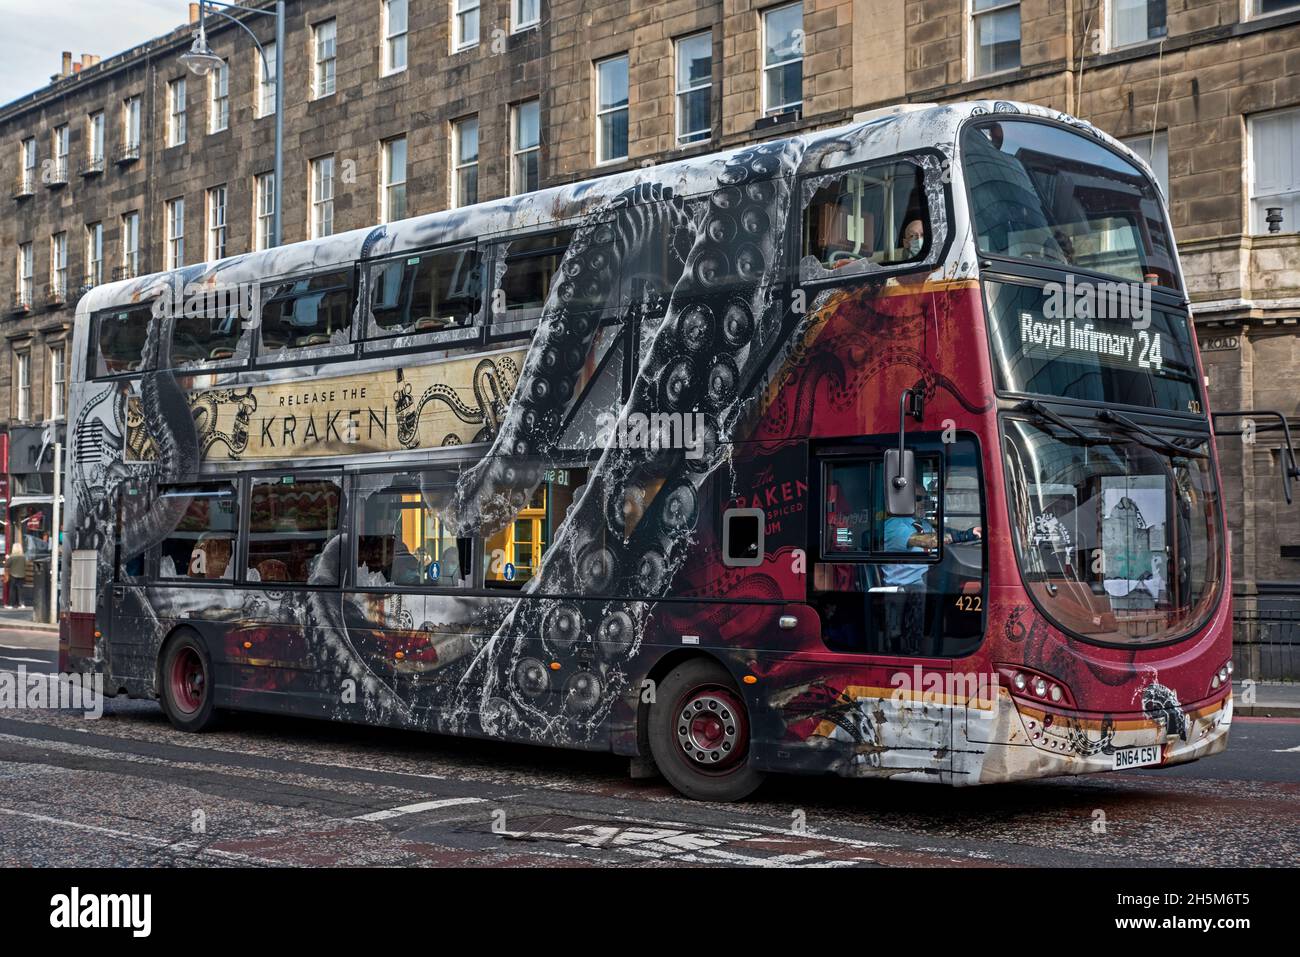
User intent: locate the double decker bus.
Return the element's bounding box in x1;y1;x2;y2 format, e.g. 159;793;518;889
60;100;1270;801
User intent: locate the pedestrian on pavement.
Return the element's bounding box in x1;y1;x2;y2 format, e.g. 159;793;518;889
6;540;27;609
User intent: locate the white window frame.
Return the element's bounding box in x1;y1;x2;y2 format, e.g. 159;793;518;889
383;0;408;74
380;136;408;223
20;137;36;190
595;54;629;164
451;116;479;208
52;124;69;177
968;0;1021;80
50;231;67;298
454;0;481;50
1248;1;1300;20
165;197;185;270
15;351;31;422
167;78;187;147
311;155;335;238
17;243;34;307
511;99;541;195
1106;1;1168;51
122;211;141;278
254;172;275;250
49;344;66;421
88;111;105;165
312;20;337;99
207;185;228;261
124;96;141;151
675;31;713;145
762;2;804;116
512;0;541;33
257;42;277;117
209;59;230;132
86;222;104;287
1247;106;1300;235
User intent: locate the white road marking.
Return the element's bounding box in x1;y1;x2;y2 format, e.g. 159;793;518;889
0;806;280;865
1273;745;1300;753
0;656;50;665
354;796;486;821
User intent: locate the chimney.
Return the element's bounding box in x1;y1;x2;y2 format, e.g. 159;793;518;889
73;62;82;74
61;51;72;77
80;54;92;69
189;3;199;24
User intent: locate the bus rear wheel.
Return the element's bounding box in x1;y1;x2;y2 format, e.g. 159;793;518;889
160;631;218;733
649;658;764;802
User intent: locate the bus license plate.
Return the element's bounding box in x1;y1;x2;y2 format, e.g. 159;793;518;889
1113;745;1161;770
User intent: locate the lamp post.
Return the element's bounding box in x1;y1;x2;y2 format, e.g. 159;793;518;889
180;0;284;248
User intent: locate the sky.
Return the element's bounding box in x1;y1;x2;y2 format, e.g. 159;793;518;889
0;0;188;106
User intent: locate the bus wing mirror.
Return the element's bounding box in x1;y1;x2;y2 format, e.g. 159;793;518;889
1212;409;1300;505
885;448;916;516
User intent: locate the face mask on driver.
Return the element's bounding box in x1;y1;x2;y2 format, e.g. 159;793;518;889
907;237;924;256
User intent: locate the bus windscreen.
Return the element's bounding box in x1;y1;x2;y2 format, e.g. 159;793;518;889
962;118;1178;289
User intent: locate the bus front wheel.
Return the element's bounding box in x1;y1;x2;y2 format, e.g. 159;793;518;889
649;658;764;802
159;631;219;733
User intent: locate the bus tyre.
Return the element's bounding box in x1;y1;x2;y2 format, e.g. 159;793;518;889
649;658;763;802
159;631;218;733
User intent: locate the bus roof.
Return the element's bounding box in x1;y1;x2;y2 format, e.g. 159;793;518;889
76;99;1148;321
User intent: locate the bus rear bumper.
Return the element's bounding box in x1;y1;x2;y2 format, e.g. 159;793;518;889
958;688;1233;785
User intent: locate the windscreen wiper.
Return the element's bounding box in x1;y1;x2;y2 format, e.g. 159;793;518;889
1016;400;1103;444
1098;409;1209;459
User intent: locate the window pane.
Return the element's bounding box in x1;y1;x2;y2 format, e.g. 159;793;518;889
495;230;575;327
678;33;711;89
260;270;352;353
974;6;1020;75
1112;0;1166;46
369;247;481;336
802;161;929;274
599;109;628;161
159;485;237;580
597;57;628;111
516;101;540;151
96;305;152;375
483;468;586;589
358;476;467;587
765;60;802;112
963;119;1177;286
458;118;479;163
170;298;248;367
764;3;803;65
247;477;342;583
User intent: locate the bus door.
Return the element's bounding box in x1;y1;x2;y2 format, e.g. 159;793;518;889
811;436;986;766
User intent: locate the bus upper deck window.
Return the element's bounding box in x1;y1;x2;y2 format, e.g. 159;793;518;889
95;305;152;376
491;229;577;334
259;270;352;354
802;161;928;274
369;247;481;338
170;305;245;367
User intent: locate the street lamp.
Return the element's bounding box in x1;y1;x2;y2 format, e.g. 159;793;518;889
181;0;284;248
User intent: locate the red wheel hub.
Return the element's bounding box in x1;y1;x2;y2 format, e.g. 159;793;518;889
170;647;205;714
675;686;748;773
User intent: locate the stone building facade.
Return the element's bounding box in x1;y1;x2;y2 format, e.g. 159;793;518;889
1;0;1299;664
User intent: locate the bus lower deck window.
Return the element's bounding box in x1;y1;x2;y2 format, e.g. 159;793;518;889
246;477;342;584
